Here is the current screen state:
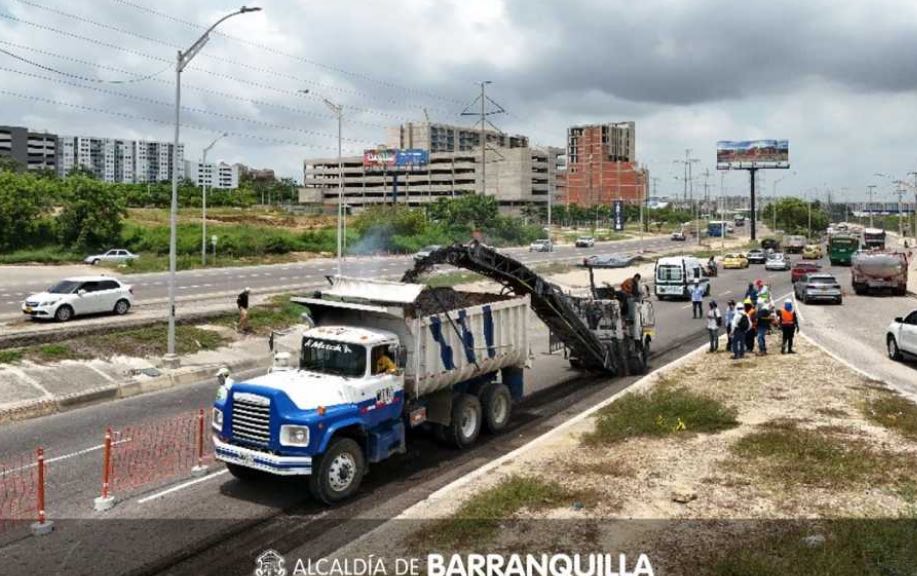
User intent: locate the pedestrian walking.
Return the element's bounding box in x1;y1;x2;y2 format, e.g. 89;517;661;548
731;304;750;359
691;281;705;319
779;299;800;354
756;300;773;355
237;287;251;333
725;300;737;352
706;301;723;352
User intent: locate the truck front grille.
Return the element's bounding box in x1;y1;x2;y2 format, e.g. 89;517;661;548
231;394;271;445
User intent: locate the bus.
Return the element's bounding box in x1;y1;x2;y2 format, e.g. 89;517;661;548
862;228;886;249
828;234;859;265
707;221;728;238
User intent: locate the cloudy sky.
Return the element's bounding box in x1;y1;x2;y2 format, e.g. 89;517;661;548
3;0;917;201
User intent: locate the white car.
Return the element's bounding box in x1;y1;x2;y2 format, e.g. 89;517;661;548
887;310;917;361
764;253;791;271
83;249;138;265
575;236;595;248
22;276;133;322
529;239;553;252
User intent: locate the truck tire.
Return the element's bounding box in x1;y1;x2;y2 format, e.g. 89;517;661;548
308;437;365;505
226;463;267;482
887;336;903;361
481;383;512;434
444;394;482;449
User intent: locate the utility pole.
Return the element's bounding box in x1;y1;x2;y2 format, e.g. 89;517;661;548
164;5;261;369
866;185;877;228
460;81;505;197
894;180;905;239
201;132;227;266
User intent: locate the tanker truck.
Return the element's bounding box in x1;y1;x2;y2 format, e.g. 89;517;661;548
852;251;909;296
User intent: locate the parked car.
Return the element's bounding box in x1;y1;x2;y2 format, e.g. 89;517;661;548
794;273;842;305
671;231;686;241
529;239;553;252
583;253;636;268
22;276;133;322
802;244;824;259
575;236;595;248
746;248;767;264
722;253;749;269
886;310;917;361
764;252;791;271
83;249;138;266
791;261;821;283
413;245;442;262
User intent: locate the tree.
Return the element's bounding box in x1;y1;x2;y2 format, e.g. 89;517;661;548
772;197;829;236
58;175;128;250
0;156;25;173
0;171;55;250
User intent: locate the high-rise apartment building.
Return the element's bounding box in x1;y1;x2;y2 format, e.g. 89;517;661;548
564;122;646;206
184;160;240;190
0;125;58;171
57;136;184;183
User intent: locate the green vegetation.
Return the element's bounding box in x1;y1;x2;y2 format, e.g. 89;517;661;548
730;420;917;489
0;349;23;364
414;476;586;549
36;343;81;362
769;197;830;236
86;325;227;358
862;393;917;442
709;520;917;576
215;294;305;335
584;383;739;446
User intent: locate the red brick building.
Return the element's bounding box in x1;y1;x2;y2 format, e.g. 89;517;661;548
564;122;647;207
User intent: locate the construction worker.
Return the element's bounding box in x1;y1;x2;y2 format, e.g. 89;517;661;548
725;300;737;352
375;349;397;374
744;297;757;353
744;283;758;305
756;299;773;355
706;301;723;352
236;287;251;333
731;303;750;359
780;299;800;354
620;273;641;297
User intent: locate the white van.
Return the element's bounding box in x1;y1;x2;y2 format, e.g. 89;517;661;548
654;256;710;300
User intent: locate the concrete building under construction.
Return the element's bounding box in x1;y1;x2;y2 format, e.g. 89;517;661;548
563;122;647;207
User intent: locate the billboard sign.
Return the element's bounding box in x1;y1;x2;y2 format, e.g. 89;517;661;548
362;148;430;169
716;140;789;170
612;200;625;231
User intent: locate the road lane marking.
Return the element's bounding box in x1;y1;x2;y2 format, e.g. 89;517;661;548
136;469;229;504
0;438;132;476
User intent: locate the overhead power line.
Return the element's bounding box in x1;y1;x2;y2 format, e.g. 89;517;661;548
0;89;363;153
0;65;374;145
5;0;456;114
0;11;413;122
0;46;169;84
107;0;465;106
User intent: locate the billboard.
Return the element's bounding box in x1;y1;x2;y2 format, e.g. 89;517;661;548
362;148;429;169
716;140;789;170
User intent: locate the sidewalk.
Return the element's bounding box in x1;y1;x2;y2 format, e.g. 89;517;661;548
0;326;281;424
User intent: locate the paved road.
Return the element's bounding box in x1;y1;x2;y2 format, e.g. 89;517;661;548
791;258;917;398
0;256;793;574
0;236;678;320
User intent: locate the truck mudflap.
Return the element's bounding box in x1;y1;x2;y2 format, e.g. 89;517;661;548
213;436;312;476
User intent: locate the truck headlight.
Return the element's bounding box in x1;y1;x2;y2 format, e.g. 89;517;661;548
212;408;223;431
280;425;310;447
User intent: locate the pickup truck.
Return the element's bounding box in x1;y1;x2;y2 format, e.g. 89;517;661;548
212;277;530;503
887;310;917;361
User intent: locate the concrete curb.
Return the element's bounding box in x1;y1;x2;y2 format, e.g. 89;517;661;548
0;354;272;425
331;339;711;557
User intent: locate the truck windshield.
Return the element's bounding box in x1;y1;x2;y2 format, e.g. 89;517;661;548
656;265;683;283
300;338;366;378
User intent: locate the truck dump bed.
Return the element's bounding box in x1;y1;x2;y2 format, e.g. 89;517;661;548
852;251;908;293
292;277;530;399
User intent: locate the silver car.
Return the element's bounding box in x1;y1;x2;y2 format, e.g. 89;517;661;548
529;239;553;252
765;253;790;271
84;249;138;265
794;273;842;305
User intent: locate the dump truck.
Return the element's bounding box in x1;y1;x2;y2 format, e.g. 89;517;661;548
851;251;908;295
784;235;807;254
213;243;655;504
213;277;531;503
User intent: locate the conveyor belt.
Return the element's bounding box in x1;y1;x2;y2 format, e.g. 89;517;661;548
402;242;613;370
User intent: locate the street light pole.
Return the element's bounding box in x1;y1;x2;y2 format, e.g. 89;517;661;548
201;132;227;266
164;5;261;368
866;184;877;229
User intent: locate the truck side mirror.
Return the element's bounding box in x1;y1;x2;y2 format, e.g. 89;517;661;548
895;317;903;324
216;367;230;387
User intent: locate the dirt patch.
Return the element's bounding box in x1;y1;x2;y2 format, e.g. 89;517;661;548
410;288;514;315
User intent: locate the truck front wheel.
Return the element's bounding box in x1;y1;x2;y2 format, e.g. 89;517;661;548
445;394;482;448
481;383;512;434
309;437;366;505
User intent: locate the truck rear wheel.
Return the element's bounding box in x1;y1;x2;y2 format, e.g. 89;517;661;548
444;394;482;449
308;437;365;505
481;383;512;434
